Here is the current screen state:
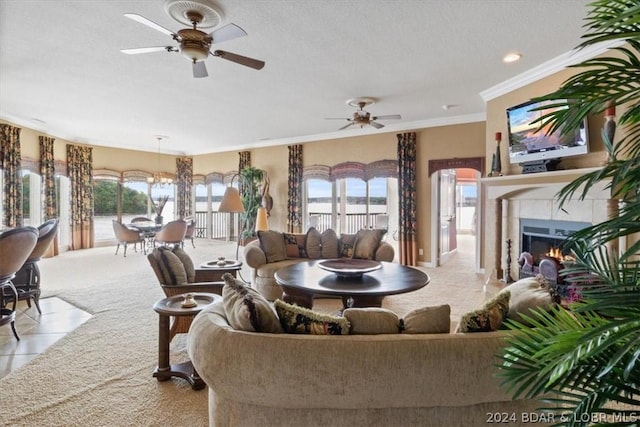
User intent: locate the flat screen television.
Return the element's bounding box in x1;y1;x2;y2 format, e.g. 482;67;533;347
507;99;589;173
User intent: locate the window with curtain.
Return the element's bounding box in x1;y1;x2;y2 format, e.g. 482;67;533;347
122;180;151;223
93;177;120;241
150;184;175;223
22;169;42;226
55;175;71;250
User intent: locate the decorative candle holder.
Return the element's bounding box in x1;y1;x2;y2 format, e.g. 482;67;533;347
489;132;503;177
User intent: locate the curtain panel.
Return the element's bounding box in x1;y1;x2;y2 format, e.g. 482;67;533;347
176;157;193;219
40;136;59;256
397;132;418;266
238;151;250;196
67;144;94;250
287;144;303;233
1;124;23;227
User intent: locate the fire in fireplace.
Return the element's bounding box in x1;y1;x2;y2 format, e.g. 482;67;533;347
518;218;590;284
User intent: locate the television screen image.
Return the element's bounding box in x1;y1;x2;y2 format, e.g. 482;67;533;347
507;99;588;171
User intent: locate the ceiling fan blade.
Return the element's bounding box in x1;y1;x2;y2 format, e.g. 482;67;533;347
121;46;173;55
339;122;355;130
372;114;401;120
124;13;175;37
193;61;208;78
210;23;247;44
370;121;385;129
325;117;350;120
212;50;265;70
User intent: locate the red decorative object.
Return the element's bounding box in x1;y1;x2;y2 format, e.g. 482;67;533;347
495;132;502;141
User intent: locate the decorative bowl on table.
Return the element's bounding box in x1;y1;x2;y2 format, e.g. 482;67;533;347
317;259;382;277
201;259;242;268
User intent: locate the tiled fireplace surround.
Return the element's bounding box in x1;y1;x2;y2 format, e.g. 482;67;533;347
483;168;613;282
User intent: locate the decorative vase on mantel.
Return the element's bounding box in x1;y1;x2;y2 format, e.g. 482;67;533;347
155;215;163;225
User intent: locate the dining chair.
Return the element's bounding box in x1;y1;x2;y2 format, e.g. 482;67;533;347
112;220;144;256
0;226;39;340
9;219;59;314
154;220;187;248
181;218;196;249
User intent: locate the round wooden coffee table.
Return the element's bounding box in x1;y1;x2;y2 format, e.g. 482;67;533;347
152;292;221;390
274;260;430;309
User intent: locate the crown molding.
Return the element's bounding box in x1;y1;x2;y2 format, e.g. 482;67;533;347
480;40;626;102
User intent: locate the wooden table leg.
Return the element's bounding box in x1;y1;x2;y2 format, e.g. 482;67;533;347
281;286;314;308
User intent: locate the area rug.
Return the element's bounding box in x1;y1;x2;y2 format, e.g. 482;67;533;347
0;236;495;426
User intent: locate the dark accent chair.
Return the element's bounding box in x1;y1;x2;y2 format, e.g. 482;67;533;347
10;219;59;314
0;226;39;340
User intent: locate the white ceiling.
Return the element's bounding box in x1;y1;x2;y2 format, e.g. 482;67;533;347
0;0;600;156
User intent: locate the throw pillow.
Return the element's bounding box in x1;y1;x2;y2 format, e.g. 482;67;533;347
172;246;195;283
352;229;385;260
401;304;451;334
321;229;339;259
343;307;400;334
222;273;283;333
458;291;510;333
283;233;307;258
154;247;188;286
305;227;322;259
274;299;349;335
500;276;555;325
258;230;287;263
339;233;356;258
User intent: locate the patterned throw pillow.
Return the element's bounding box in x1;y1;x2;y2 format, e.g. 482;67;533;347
458;291;510;332
222;273;283;333
283;233;307;258
274;299;350;335
352;229;385;260
401;304;451;334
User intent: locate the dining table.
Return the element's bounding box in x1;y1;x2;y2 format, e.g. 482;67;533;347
127;222;162;250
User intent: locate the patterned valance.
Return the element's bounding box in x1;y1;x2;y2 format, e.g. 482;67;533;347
223;171;239;185
303;160;397;182
54;160;67;176
94;168;121;181
21;157;39;173
123;170;152;182
205;172;225;185
192;174;206;185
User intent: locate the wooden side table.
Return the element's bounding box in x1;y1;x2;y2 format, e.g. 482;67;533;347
152;292;221;390
197;259;243;282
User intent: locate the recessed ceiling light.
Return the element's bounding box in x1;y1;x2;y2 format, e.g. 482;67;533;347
503;52;522;63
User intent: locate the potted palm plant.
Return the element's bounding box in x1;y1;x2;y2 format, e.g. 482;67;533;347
239;166;264;242
497;1;640;424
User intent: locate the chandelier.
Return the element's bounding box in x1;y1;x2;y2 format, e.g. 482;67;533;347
148;136;173;186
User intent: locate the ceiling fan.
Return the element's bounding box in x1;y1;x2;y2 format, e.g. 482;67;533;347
326;98;401;130
121;4;264;78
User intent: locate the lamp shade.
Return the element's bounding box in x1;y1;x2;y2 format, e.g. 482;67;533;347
255;207;269;232
218;187;244;213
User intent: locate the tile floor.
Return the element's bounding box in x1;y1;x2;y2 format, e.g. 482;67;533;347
0;297;91;379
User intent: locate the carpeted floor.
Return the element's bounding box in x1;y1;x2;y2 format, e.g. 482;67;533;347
0;235;500;427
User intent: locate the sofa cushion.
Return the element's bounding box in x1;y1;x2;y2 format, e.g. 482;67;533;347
172;246;195;283
321;229;339;259
500;276;555;325
343;307;400;334
258;230;287;263
283;233;307;258
305;227;322;259
274;299;349;335
353;229;385;260
154;247;188;285
340;233;356;258
402;304;451;334
458;291;510;332
222;273;283;333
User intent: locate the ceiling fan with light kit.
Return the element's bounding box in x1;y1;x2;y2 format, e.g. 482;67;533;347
121;0;265;78
326;98;401;130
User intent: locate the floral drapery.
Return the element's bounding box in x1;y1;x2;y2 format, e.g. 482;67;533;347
176;157;193;219
67;144;93;249
40;136;57;220
287;144;303;233
238;150;251;195
397;132;418;266
1;124;23;227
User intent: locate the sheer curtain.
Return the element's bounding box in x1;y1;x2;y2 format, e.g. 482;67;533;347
397;132;417;266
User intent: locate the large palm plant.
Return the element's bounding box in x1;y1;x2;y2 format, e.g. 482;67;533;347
497;1;640;425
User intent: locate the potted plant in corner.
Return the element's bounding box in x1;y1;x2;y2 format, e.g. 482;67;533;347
239;166;264;244
497;0;640;424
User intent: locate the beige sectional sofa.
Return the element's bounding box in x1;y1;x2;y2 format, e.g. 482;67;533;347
188;300;547;427
243;228;394;300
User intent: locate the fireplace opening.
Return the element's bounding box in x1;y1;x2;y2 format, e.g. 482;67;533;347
518;218;590;284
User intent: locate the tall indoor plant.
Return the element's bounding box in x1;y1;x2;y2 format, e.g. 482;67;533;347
497;1;640;424
239;166;264;241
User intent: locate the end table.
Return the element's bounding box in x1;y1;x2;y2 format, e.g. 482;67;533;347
197;259;243;282
152;292;221;390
